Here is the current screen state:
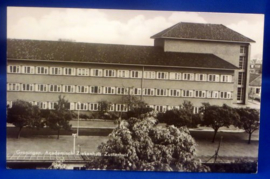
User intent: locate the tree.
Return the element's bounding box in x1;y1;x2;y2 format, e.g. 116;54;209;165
201;104;240;143
86;117;210;172
157;101;201;128
45;95;73;139
7;100;42;138
235;108;260;144
126;100;153;119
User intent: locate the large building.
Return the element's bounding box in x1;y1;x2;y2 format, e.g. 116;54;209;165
6;22;254;113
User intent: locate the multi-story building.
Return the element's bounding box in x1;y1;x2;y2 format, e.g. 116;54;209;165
6;22;254;113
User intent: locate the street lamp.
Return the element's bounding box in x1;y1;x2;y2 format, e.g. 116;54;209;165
72;133;77;154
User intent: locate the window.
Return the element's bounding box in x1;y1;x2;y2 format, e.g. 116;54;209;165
63;67;76;76
195;74;207;81
208;74;220;82
7;101;13;108
239;56;245;69
104;69;116;77
256;88;260;94
143;88;155;96
115;104;128;112
7;83;21;91
49;84;61;92
193;107;200;114
116;87;128;95
8;65;20;73
133;88;141;95
63;85;75;93
77;68;89;76
89;103;99;111
77;86;89;93
117;70;129;78
182;90;193;97
169;89;181;97
76;102;88;110
169;72;181;80
155;105;167;113
156;89;167;96
207;91;219;98
144;71;156;79
194;90;206;98
157;72;168;79
104;87;115;94
220;92;232;99
130;71;142;78
36;84;48;92
240;46;246;54
21;84;34;91
91;69;103;77
220;75;232;82
48;102;57;110
237;87;244;101
22;66;35;74
36;66;49;74
238;72;244;85
109;104;115;111
37;102;48;109
50;67;62;75
90;86;102;94
183;73;194;81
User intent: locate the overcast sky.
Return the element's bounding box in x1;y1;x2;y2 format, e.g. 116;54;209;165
7;7;264;61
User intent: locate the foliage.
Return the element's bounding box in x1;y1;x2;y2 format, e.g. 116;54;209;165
235;108;260;144
201;103;240;143
7;100;42;138
157;101;201;128
98;100;111;114
45;95;73;139
86;117;210;172
126;100;153;119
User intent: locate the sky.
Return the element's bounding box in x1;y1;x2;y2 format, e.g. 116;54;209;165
7;7;265;61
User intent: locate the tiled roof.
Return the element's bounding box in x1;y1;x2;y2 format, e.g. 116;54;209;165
151;22;255;43
7;39;238;70
249;74;262;86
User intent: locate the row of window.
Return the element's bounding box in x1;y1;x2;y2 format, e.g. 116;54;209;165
6;101;201;114
7;65;233;83
7;83;233;99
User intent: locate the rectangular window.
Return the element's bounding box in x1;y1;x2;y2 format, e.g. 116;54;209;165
8;65;20;73
49;84;62;92
104;87;115;94
143;88;155;96
220;75;232;83
63;67;76;76
130;71;142;78
50;67;62;75
239;56;245;69
194;90;206;98
144;71;156;79
117;70;129;78
104;69;116;77
7;101;13;108
133;88;141;95
240;46;246;54
238;72;245;85
89;103;99;111
115;104;128;112
36;84;48;92
7;83;21;91
207;91;219;98
36;66;49;74
22;66;35;74
220;92;232;99
90;86;102;94
183;73;194;81
169;72;181;80
256;88;260;94
208;74;220;82
156;89;167;96
76;102;88;111
21;84;35;91
157;72;168;79
77;68;89;76
91;69;103;77
193;107;200;114
195;74;207;81
155;105;167;113
77;86;89;93
109;104;115;111
182;90;193;97
116;87;128;95
169;89;181;97
37;102;48;109
48;102;57;110
63;85;75;93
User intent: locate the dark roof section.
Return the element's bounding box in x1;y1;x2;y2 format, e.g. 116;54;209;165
7;39;238;70
151;22;255;43
249;74;262;86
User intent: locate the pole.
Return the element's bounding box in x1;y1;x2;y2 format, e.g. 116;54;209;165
72;133;77;154
77;109;80;136
141;66;144;101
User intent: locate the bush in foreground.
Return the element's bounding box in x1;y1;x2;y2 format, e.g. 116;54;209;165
86;117;210;172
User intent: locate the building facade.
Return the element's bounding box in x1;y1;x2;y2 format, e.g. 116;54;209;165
6;22;254;113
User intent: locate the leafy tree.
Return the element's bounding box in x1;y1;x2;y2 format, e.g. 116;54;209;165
45;95;73;139
157;101;201;128
7;100;42;138
98;100;111;114
86;117;210;172
235;108;260;144
201;104;240;143
127;100;153;119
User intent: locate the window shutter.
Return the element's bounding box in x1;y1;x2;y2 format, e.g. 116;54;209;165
215;75;220;82
138;71;142;78
7;66;11;73
190;73;194;80
169;72;175;80
228;75;232;82
189;90;194;97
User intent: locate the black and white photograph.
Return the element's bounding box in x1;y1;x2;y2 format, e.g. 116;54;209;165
6;7;264;172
